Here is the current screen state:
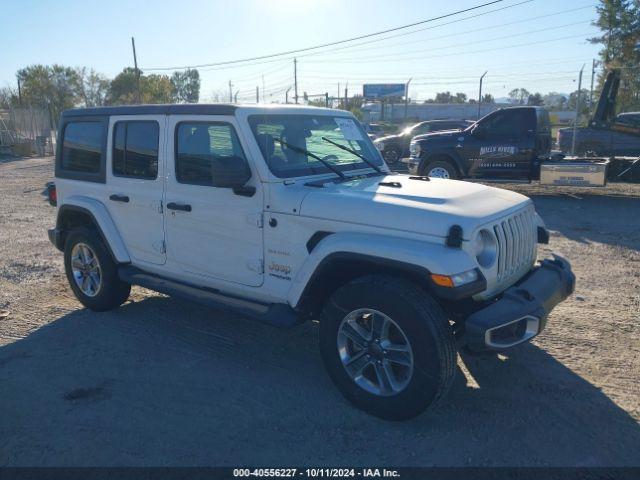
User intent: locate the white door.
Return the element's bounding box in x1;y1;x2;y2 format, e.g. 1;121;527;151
106;115;166;265
163;115;264;287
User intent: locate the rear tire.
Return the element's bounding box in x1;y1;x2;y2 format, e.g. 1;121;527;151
319;275;456;420
422;159;459;179
64;227;130;311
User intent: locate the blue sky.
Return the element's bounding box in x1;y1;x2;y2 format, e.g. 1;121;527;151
1;0;602;102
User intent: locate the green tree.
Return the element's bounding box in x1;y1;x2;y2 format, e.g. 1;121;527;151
77;68;110;107
567;89;591;115
527;92;544;106
0;86;18;108
171;69;200;103
590;0;640;111
481;93;495;103
107;68;175;105
16;64;82;120
508;88;530;105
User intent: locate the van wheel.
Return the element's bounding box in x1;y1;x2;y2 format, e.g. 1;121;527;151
64;227;130;311
319;275;456;420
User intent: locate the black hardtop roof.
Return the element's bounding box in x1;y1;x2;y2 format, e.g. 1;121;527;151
62;104;238;118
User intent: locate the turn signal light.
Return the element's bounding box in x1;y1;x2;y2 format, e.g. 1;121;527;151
431;269;479;288
430;274;454;288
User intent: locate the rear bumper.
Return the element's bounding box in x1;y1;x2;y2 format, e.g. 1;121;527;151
462;255;575;352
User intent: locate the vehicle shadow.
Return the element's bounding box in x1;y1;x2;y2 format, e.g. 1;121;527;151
529;194;640;251
1;295;639;467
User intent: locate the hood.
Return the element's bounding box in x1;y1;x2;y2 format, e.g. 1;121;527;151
375;133;405;143
412;129;466;143
298;174;531;239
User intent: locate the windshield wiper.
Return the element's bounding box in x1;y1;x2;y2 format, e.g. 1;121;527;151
274;138;346;179
321;137;384;174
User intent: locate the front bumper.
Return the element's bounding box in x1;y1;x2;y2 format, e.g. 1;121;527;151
48;228;64;251
402;157;420;174
462;255;575;352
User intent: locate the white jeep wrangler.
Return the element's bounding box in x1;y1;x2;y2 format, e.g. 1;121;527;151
48;104;574;420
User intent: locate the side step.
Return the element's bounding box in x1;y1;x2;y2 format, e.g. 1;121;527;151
118;266;302;327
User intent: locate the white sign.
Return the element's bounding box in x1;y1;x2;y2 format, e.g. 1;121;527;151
334;118;363;141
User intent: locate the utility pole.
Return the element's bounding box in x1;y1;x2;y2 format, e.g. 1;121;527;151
344;82;348;107
234;90;239;103
256;86;260;104
285;87;291;104
571;64;585;156
131;37;141;104
589;58;597;109
325;93;329;108
294;58;298;104
228;81;233;103
477;71;488;120
404;78;412;119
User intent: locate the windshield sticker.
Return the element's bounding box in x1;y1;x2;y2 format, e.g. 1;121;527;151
480;146;517;157
335;118;363;141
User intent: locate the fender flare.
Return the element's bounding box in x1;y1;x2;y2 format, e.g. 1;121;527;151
288;231;477;309
419;150;466;176
56;196;130;263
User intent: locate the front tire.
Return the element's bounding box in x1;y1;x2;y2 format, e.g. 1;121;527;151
383;147;401;165
64;227;131;311
423;159;459;179
319;275;456;420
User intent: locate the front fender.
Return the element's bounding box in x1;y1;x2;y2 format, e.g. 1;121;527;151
287;232;477;308
57;196;130;263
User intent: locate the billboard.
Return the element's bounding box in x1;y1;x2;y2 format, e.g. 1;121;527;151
363;83;406;99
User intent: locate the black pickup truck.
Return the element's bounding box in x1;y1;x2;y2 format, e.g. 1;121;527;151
405;106;552;180
558;70;640;157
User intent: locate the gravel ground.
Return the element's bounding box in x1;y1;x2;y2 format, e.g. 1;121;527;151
1;156;639;467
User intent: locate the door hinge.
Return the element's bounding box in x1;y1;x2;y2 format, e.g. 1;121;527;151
158;201;164;214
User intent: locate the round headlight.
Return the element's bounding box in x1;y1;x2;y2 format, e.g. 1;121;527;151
474;229;497;268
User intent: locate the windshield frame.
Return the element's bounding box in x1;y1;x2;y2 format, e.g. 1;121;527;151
247;113;384;179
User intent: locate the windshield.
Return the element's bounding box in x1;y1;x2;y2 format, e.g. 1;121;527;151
248;114;383;179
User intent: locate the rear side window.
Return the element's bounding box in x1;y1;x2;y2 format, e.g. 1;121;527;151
62;122;103;173
175;122;247;186
113;121;159;179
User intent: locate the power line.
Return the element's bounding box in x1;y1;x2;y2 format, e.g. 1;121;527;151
307;32;596;64
309;22;592;64
143;0;506;70
297;4;595;59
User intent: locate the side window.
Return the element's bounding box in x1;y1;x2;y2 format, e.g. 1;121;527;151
112;121;159;179
483;110;530;137
415;124;431;135
176;122;248;187
62;122;103;173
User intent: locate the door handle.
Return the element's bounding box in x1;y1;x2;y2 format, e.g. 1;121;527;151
166;202;192;212
109;194;129;203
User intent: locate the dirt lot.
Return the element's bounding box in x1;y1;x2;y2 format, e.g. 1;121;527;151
1;156;639;467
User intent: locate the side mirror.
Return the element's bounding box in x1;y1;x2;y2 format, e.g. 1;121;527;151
210;156;253;191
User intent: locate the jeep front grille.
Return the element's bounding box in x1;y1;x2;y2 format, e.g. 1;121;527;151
492;206;537;284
